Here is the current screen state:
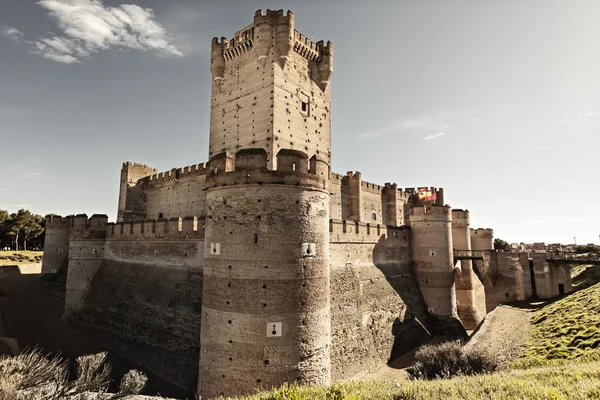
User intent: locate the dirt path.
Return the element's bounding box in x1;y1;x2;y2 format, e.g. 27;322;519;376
0;265;191;399
466;303;537;366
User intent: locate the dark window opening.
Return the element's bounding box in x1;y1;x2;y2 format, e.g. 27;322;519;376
254;233;258;243
158;212;163;219
301;102;307;112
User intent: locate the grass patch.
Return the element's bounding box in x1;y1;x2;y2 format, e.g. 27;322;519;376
237;361;600;400
0;251;43;266
515;282;600;368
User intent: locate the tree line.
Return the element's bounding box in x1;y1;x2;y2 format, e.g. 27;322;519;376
0;209;46;251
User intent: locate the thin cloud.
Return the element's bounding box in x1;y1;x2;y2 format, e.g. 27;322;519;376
585;112;596;117
424;132;445;140
23;172;45;180
473;117;481;123
526;217;600;224
1;26;24;43
29;0;183;64
528;146;560;152
358;113;458;139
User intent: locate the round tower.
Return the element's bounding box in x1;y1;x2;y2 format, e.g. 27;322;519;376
451;210;483;329
409;204;456;318
199;148;331;398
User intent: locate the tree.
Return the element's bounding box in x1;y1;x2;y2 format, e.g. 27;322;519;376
494;238;512;251
0;209;46;251
10;209;44;251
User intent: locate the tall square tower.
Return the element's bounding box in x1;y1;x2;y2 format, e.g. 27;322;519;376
209;9;333;168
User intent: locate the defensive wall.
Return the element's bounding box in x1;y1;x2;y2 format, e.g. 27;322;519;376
328;219;430;380
62;214;205;390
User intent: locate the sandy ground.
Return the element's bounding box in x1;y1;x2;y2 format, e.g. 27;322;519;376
0;264;192;399
465;303;535;366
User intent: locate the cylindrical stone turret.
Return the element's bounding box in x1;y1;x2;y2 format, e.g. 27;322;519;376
409;204;456;318
451;210;483;329
199;148;331;398
210;37;226;80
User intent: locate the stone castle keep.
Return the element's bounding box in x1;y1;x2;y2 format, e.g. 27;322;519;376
42;10;573;398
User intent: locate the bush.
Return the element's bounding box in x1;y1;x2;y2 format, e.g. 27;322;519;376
0;348;147;400
407;341;498;380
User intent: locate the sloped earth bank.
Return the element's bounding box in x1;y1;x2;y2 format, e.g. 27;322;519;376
465;303;535;366
0;265;191;399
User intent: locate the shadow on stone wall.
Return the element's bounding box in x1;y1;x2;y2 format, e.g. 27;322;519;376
70;260;202;395
371;234;432;364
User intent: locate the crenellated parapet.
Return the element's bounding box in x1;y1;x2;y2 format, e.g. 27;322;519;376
210;9;332;86
139;163;208;186
328;219;410;243
106;216;206;240
46;214;74;230
471;228;494;238
409;204;452;222
69;214;109;240
451;209;470;227
205;148;329;191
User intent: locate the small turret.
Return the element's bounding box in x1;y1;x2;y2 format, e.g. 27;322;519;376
210;37;227;80
275;10;294;67
317;40;333;90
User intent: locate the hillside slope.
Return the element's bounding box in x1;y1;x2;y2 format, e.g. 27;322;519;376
518;277;600;367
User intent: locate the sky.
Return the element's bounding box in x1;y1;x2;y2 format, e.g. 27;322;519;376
0;0;599;245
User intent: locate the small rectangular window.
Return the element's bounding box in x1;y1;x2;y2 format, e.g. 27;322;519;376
371;212;377;220
158;212;164;219
299;93;310;116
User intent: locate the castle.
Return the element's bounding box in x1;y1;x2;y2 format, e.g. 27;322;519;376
42;10;573;399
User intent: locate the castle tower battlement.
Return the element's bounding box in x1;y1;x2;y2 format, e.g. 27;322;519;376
205;148;329;190
209;9;332;169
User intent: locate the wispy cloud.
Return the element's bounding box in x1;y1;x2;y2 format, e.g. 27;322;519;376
357;113;458;139
526;217;600;224
424;132;445;140
473;117;481;123
28;0;183;64
1;26;24;43
585;112;596;117
528;146;560;152
23;172;45;180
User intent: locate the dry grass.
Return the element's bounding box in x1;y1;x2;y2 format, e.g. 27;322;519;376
0;251;43;266
0;348;147;400
234;361;600;400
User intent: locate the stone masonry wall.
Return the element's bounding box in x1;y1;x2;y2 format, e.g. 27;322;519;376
329;220;429;380
67;217;205;392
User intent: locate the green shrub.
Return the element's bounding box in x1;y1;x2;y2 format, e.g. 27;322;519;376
407;341;498;380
